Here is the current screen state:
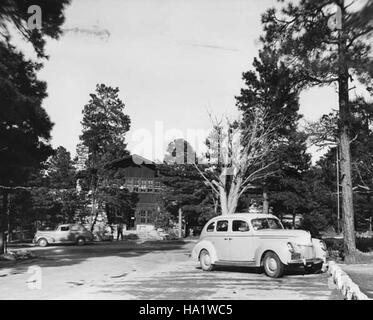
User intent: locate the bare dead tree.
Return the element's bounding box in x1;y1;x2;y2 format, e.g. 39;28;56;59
194;109;278;215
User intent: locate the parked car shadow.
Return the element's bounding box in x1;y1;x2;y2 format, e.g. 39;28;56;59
195;264;321;277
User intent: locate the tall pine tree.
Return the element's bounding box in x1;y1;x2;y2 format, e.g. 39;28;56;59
261;0;373;262
79;84;131;230
0;1;70;252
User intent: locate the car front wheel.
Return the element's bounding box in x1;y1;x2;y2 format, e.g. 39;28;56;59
38;238;48;247
76;237;86;246
199;249;214;271
263;251;284;278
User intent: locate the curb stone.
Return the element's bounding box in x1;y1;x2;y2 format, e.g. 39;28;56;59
327;261;370;300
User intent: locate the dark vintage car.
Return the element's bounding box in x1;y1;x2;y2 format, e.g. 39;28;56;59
33;224;93;247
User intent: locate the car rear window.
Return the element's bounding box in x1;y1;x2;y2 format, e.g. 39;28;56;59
216;220;228;232
206;222;215;232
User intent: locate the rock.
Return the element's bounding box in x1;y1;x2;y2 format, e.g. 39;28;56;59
327;261;370;300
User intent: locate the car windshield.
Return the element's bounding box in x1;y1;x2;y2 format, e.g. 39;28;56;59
251;218;283;230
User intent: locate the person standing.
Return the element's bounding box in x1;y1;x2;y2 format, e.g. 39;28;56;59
117;222;124;241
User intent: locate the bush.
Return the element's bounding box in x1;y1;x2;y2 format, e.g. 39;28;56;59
324;236;373;261
324;238;345;261
356;237;373;252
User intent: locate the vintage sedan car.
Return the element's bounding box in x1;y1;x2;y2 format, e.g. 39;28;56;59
33;224;93;247
191;213;327;278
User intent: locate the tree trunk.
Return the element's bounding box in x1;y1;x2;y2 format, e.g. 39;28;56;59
6;195;11;243
227;193;239;215
213;196;218;214
227;178;242;215
219;187;229;215
338;2;357;263
0;191;9;255
263;185;269;214
90;194;99;232
89;167;99;232
292;209;296;229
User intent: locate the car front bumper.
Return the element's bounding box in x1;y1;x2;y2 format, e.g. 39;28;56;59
288;258;324;267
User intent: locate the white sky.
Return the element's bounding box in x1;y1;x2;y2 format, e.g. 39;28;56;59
24;0;345;161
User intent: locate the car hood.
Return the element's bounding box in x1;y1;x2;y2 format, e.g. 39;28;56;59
254;229;312;245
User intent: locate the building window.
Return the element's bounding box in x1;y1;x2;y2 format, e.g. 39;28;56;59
139;210;146;223
154;181;161;192
137;210;153;224
147;179;154;192
124;177;133;191
133;178;139;192
146;210;153;223
140;179;147;192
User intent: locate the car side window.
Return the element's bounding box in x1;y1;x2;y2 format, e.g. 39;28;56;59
60;226;69;231
216;220;228;232
251;219;268;230
206;222;215;232
232;220;250;232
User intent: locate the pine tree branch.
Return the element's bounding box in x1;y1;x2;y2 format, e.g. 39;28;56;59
347;26;373;48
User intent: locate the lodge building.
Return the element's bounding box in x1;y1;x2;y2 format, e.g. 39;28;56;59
107;154;162;230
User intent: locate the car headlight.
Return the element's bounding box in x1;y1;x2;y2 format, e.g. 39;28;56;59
320;240;327;251
287;242;295;253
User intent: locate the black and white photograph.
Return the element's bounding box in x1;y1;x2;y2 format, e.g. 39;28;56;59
0;0;372;307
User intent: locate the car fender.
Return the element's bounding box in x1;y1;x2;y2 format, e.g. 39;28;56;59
254;242;291;266
312;238;327;263
35;234;54;244
191;240;218;263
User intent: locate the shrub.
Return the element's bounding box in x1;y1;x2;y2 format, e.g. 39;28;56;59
324;236;373;261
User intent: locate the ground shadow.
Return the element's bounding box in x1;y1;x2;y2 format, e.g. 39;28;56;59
199;264;319;277
0;240;191;274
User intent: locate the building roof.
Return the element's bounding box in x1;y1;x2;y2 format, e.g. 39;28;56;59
105;154;156;170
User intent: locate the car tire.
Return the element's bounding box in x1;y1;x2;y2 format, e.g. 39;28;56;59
263;251;284;278
199;249;214;271
38;238;48;247
76;237;86;246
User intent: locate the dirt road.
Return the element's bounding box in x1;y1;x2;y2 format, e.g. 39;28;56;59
0;240;342;300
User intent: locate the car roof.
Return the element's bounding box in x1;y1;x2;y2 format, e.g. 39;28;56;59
210;213;278;221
